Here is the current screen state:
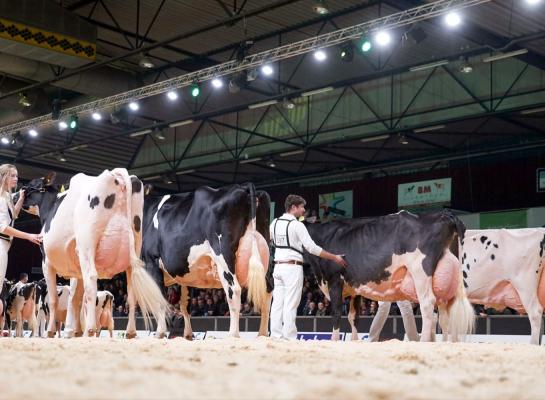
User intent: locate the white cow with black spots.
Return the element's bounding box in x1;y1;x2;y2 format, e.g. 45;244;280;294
460;228;545;344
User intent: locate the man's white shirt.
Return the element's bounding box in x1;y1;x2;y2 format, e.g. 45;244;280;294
270;213;322;262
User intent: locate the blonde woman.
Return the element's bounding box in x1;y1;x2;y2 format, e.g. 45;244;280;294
0;164;42;292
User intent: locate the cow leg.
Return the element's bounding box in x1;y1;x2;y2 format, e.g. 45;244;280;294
179;285;193;340
257;291;273;337
409;259;436;342
516;285;543;345
213;254;242;338
398;301;420;342
328;276;343;341
125;267;137;339
437;304;449;342
29;304;37;338
43;262;58;338
348;296;361;341
15;307;23;337
65;278;84;338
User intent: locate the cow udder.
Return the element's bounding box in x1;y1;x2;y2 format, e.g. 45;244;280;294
235;229;269;287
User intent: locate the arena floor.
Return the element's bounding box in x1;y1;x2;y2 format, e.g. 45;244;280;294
1;338;544;399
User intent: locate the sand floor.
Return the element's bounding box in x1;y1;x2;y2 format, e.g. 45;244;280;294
1;338;544;400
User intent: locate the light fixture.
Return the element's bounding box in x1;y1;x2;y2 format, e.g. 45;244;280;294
301;86;334;97
169;119;194;128
128;101;139;111
246;69;258;82
129;129;152;138
398;133;409;145
339;42;354;62
525;0;541;5
375;31;391;46
139;55;155;69
267;158;276;168
483;49;528;63
18;93;31;107
229;78;241;93
212;77;223;88
360;134;390;143
444;11;461;27
280;149;304;157
520;106;545;115
56;152;67;162
175;169;195;175
28;129;38;137
240;157;262;164
313;0;329;15
167;91;178;101
282;98;295;110
92;111;102;120
409;59;449;72
314;49;327;61
413;124;446;133
248;100;278;110
261;64;273;76
359;36;372;53
162;175;173;185
459;57;473;73
1;136;9;145
153;127;166;140
69;115;78;130
59;121;68;130
190;82;200;98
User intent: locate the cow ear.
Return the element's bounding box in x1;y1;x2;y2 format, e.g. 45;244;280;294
144;184;153;195
43;172;56;186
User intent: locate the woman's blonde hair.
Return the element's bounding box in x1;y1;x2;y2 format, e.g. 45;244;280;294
0;164;17;198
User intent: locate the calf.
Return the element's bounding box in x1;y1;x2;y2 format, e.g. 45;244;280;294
304;210;474;341
80;289;114;337
5;281;38;337
36;280;70;337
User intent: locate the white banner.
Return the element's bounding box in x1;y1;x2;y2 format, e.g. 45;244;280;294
398;178;451;208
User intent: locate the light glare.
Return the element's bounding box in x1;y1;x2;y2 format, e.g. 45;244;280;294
129;102;139;111
59;121;68;130
212;78;223;88
314;49;327;61
444;12;461;27
92;112;102;120
167;91;178;100
29;129;38;137
261;64;273;76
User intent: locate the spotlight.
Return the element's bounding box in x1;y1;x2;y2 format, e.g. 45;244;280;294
398;133;409;145
261;64;274;76
375;31;391;46
153;126;166;140
282;98;295;110
359;37;372;53
59;121;68;130
267;158;276;168
11;132;25;149
314;49;327;61
56;152;67;162
167;91;178;101
69;115;78;130
162;174;173;185
92;112;102;120
444;11;461;27
313;0;329;14
212;78;223;88
459;57;473;73
28;129;38;137
128;101;139;111
339;42;354;62
18;93;31;107
246;69;258;82
526;0;541;4
190;82;200;98
139;55;155;69
1;137;9;145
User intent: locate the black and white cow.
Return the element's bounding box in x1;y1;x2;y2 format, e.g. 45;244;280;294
142;184;271;338
36;279;70;337
80;289;115;337
0;279;12;334
5;281;38;337
21;170;168;338
303;210;474;341
461;228;545;344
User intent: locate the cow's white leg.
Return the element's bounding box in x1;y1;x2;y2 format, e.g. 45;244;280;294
15;306;23;337
213;253;242;338
437;304;449;342
125;268;137;339
81;258;98;337
64;278;84;338
43;262;58;338
515;285;544;345
179;285;193;340
257;291;273;337
408;255;436;342
348;296;360;341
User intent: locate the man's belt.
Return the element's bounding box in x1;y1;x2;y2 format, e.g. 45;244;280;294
276;260;304;266
0;232;11;242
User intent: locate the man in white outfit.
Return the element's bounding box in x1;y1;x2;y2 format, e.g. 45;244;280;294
270;195;347;340
368;300;419;342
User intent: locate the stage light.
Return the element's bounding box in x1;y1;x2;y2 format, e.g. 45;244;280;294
314;49;327;61
92;112;102;120
360;37;372;52
190;82;200;98
69;115;78;130
339;42;354;62
1;137;9;145
139;55;155;69
261;64;274;76
59;121;68;130
375;31;391;46
129;102;139;111
212;78;223;88
167;91;178;101
18;93;31;107
28;129;38;137
313;0;329;15
444;11;461;27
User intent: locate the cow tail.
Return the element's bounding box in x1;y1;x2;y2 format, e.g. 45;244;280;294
119;169;169;331
442;265;474;342
246;183;267;313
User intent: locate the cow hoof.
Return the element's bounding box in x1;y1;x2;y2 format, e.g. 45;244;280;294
74;331;83;338
87;329;95;337
126;332;137;339
184;335;193;341
157;332;167;339
47;331;55;338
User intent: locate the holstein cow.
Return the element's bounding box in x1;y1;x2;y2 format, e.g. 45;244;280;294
142;184;271;339
461;228;545;344
80;289;115;337
21;170;168;338
304;210;474;341
36;280;70;337
0;279;11;334
5;281;38;337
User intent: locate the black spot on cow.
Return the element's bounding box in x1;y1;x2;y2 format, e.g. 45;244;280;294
540;234;545;258
131;176;142;194
89;196;100;209
493;243;498;249
223;271;234;286
43;194;66;234
474;258;476;263
480;236;488;244
466;264;470;271
461;239;464;246
87;195;90;201
114;179;119;185
463;280;468;288
491;254;495;261
473;238;476;241
228;287;233;299
463;270;468;279
133;215;141;233
96;298;99;306
486;240;491;246
104;193;115;209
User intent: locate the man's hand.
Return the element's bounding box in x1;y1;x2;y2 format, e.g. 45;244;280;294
333;254;348;268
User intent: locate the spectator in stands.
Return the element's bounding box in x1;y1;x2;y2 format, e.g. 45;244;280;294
241;303;254;315
204;298;217;316
167;286;180;306
316;302;327;316
303;301;317;316
369;301;378;316
190;298;203;316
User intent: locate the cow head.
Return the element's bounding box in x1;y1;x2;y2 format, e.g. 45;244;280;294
1;279;14;300
20;172;57;216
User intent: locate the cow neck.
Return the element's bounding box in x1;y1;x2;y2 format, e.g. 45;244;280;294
38;188;61;227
